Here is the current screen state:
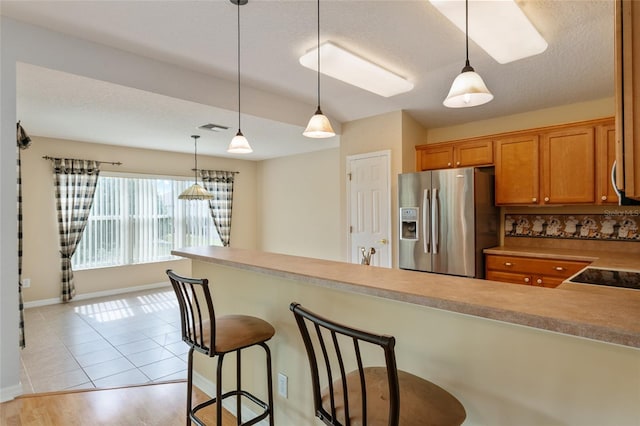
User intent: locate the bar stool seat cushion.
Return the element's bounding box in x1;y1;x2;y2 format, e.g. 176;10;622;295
322;367;466;426
200;315;276;353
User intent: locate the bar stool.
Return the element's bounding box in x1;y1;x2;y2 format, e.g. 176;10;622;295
167;270;275;426
290;303;466;426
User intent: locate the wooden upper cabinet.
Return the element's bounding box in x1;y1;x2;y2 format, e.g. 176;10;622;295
540;126;596;204
453;140;493;168
495;135;540;205
597;123;619;204
416;139;493;171
616;0;640;200
417;144;454;171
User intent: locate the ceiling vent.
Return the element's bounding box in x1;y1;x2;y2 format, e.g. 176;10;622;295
199;123;230;132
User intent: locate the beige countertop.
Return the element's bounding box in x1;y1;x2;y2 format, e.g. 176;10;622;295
173;246;640;349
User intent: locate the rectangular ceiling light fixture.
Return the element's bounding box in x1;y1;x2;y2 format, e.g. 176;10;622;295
299;42;414;98
429;0;548;64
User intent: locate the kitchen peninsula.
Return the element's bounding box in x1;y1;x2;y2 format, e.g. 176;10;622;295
174;246;639;426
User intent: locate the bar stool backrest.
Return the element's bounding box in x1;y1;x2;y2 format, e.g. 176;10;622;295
290;302;400;426
167;270;216;357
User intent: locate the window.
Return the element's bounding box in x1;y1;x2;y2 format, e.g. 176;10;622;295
73;172;221;270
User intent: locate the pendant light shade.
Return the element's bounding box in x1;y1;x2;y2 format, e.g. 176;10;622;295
303;0;335;139
179;135;213;200
444;0;493;108
443;62;493;108
303;107;335;138
227;0;253;154
228;130;252;154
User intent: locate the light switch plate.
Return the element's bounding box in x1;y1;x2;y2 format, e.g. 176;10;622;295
278;372;287;398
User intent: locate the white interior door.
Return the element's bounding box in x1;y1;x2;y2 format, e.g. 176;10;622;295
347;151;391;267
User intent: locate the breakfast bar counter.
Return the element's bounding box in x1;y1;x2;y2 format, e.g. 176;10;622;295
173;246;640;426
174;245;640;348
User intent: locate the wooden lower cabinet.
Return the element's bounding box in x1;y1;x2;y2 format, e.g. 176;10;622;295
485;254;590;288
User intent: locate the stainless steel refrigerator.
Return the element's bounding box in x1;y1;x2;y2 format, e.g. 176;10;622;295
398;167;498;278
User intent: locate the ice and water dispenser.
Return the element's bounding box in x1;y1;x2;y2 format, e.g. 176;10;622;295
400;207;418;240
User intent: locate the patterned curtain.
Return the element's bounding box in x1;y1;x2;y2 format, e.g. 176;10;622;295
16;122;31;348
52;159;100;302
201;170;236;247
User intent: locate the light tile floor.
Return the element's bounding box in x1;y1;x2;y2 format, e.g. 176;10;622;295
20;287;189;394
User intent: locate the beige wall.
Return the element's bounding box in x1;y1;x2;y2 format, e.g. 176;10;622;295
401;111;427;173
20;137;258;302
256;149;341;261
340;111;405;265
192;260;640;426
425;97;615;144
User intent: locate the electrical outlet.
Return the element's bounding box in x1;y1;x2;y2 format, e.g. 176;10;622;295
278;372;288;398
22;278;31;288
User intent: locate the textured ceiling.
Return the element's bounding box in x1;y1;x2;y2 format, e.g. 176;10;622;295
2;0;614;160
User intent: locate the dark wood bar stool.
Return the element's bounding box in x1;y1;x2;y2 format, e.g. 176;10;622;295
290;302;466;426
167;270;275;426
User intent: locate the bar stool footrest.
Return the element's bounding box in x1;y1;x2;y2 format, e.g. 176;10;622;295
190;389;270;426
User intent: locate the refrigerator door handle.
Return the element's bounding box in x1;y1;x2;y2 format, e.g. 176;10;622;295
432;188;440;254
423;189;430;253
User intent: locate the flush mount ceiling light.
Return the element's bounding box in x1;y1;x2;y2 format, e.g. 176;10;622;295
300;42;414;98
227;0;253;154
443;0;493;108
303;0;335;139
179;135;213;200
429;0;548;65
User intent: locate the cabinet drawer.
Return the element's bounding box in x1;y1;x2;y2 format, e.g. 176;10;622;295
486;270;532;285
486;255;589;278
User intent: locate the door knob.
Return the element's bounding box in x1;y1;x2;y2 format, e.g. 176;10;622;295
377;239;388;244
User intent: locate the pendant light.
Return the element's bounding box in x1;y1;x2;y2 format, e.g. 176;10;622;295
179;135;213;200
303;0;335;138
227;0;253;154
443;0;493;108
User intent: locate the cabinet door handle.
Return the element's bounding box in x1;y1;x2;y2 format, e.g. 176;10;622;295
601;195;607;201
544;197;550;202
554;266;565;271
536;278;543;285
456;161;461;166
447;162;452;167
504;262;513;267
524;277;530;283
532;197;537;202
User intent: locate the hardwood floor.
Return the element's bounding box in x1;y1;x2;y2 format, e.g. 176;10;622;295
1;381;236;425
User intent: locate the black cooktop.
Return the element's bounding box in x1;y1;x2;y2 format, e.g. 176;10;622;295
569;268;640;290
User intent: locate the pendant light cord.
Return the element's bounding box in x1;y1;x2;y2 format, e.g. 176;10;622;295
237;1;242;132
465;0;470;68
316;0;321;110
193;135;199;184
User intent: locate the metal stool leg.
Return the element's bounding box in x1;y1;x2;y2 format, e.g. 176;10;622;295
187;348;194;426
236;349;242;426
216;353;226;426
262;343;274;426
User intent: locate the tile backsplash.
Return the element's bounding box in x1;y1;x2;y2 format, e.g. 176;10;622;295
505;213;640;241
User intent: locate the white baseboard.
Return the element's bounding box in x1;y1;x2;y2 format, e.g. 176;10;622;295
0;382;24;403
24;281;171;308
192;371;270;426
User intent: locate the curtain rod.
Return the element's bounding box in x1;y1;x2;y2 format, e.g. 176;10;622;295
191;168;240;174
42;156;122;166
